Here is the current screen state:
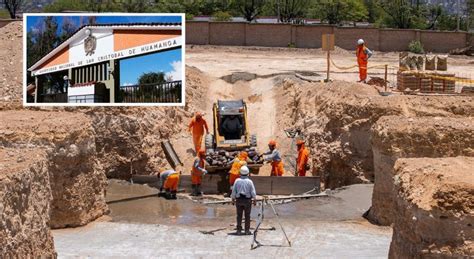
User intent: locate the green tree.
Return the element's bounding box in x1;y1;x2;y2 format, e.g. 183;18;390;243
363;0;383;24
425;4;443;30
59;17;77;42
43;0;88;12
2;0;23;18
236;0;265;22
314;0;368;25
378;0;423;29
26;17;60;69
270;0;310;23
138;72;166;85
212;10;232;21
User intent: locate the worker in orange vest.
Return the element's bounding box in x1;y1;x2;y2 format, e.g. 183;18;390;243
263;140;285;176
227;151;249;196
188;112;209;154
158;167;181;199
356;39;373;83
191;149;208;196
296;140;310;177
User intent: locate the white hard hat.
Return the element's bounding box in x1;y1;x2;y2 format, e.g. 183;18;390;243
240;166;250;176
357;39;364;45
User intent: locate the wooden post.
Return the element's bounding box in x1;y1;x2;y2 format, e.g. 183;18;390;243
384;64;388;92
322;34;334;82
327;50;330;82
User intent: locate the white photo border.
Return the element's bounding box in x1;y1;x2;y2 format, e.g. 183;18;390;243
23;12;186;107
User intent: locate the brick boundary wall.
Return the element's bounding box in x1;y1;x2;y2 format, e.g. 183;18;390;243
186;21;473;53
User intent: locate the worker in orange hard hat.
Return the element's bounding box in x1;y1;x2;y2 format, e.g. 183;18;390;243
188;112;209;154
356;39;373;83
191;149;208;196
263;140;285;176
296;139;310;177
227;151;250;196
158;166;182;199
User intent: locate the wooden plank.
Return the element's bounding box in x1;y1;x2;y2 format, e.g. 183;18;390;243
203;193;328;204
131;174;320;195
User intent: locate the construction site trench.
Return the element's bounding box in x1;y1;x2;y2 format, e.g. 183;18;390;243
1;22;474;258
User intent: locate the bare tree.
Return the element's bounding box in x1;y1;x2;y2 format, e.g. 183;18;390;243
3;0;23;19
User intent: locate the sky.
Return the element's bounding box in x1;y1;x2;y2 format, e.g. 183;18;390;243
27;15;182;33
120;48;182;86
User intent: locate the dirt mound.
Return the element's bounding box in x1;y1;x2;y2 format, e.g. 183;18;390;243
0;148;56;258
0;110;108;228
389;157;474;258
368;115;474;226
276;79;474;189
0;21;22;107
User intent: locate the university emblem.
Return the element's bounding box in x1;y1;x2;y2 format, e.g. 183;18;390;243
84;31;96;56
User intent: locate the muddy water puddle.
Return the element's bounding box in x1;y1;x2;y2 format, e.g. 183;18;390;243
106;180;374;227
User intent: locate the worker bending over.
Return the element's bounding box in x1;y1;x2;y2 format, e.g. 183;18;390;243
158;167;181;199
296;140;310;176
231;166;256;235
191;149;208;196
188;112;209;154
356;39;373;83
227;151;249;196
263;140;285;176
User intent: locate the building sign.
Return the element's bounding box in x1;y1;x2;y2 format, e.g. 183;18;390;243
32;36;182;76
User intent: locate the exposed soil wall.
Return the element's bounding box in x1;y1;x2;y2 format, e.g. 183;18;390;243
0;148;56;257
0;22;22;109
369;116;474;226
86;66;209;179
0;110;108;228
389;157;474;258
277;79;474;189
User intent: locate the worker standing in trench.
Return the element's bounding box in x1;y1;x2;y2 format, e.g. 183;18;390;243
188;112;209;154
191;149;208;196
356;39;373;84
231;166;257;235
296;140;310;176
263;140;285;176
227;151;249;196
158;166;182;199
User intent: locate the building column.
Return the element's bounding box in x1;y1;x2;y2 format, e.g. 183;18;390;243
34;76;38;103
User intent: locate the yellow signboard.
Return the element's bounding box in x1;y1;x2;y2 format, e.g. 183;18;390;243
322;34;335;51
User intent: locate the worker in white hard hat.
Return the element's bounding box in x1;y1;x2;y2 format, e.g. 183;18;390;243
356;39;373;83
231;166;257;235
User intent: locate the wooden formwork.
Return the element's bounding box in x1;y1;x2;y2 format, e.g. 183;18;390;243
397;71;455;93
132;174;321;195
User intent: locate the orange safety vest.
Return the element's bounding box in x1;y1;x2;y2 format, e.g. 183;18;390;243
163;173;180;191
229;158;247;185
192;157;205;184
357;45;368;65
357;45;368;80
297;146;310;176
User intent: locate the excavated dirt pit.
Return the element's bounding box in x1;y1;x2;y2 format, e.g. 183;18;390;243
52;181;392;257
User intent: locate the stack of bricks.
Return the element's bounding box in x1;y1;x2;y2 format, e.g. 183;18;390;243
397;71;455;93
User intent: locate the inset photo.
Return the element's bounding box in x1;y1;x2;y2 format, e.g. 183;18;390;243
24;13;184;106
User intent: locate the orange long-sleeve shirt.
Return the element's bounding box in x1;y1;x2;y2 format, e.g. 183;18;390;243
188;117;209;136
297;146;310;176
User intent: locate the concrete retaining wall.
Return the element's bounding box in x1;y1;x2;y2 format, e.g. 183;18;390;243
186;21;473;53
